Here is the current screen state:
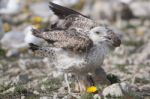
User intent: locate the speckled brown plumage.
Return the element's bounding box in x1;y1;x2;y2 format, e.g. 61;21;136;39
29;2;121;89
63;14;98;30
49;2;99;31
32;28;93;52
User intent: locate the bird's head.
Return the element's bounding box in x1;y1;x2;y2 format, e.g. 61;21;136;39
89;26;121;48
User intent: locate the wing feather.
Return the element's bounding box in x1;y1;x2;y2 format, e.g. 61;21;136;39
63;14;98;30
49;2;98;30
32;28;93;52
29;43;57;58
49;2;87;19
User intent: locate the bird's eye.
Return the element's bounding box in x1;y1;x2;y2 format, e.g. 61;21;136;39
95;31;100;34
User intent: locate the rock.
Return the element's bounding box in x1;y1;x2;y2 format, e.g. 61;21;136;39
6;13;30;25
40;96;50;99
139;84;150;92
40;85;46;91
0;25;43;57
93;94;101;99
138;84;150;98
6;49;20;57
0;30;25;50
21;96;25;99
27;79;39;89
0;76;9;85
18;59;46;70
33;90;40;95
0;18;4;39
6;67;20;76
86;0;134;22
130;42;150;65
30;1;53;18
133;67;150;84
89;0;115;21
27;69;45;79
0;0;23;15
52;0;79;6
2;87;15;94
130;1;150;18
14;74;29;84
120;0;132;4
114;2;135;22
102;82;140;98
144;20;150;27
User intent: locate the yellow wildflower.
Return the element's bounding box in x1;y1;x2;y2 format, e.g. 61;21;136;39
87;86;98;93
33;16;43;23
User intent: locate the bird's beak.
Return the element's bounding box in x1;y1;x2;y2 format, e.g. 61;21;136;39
112;37;121;47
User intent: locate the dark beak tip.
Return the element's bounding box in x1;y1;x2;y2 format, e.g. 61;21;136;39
113;39;121;47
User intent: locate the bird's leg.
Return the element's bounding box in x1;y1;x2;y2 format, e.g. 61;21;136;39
86;73;95;86
78;75;96;92
78;76;86;92
74;75;87;92
64;73;71;93
64;74;80;98
74;76;80;92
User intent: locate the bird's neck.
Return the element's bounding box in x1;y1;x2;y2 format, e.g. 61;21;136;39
96;41;110;56
86;42;110;66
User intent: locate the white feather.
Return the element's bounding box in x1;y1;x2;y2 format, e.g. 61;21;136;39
24;26;42;46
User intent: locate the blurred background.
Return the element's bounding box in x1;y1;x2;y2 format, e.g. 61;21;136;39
0;0;150;98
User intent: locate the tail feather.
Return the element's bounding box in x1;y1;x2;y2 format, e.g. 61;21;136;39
29;43;57;58
49;2;87;19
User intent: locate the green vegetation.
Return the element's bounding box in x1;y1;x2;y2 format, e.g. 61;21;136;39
41;78;62;92
125;24;137;29
107;74;120;84
71;0;85;10
0;84;12;93
105;93;123;99
115;64;129;73
14;85;27;94
0;48;5;57
123;40;144;47
81;93;94;99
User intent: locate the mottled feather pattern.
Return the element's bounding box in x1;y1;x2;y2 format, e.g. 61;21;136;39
49;2;87;19
30;43;57;59
59;14;99;31
63;15;97;30
63;15;98;29
32;28;93;52
49;2;98;31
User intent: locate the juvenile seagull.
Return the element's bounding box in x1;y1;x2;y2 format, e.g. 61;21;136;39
29;2;121;92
